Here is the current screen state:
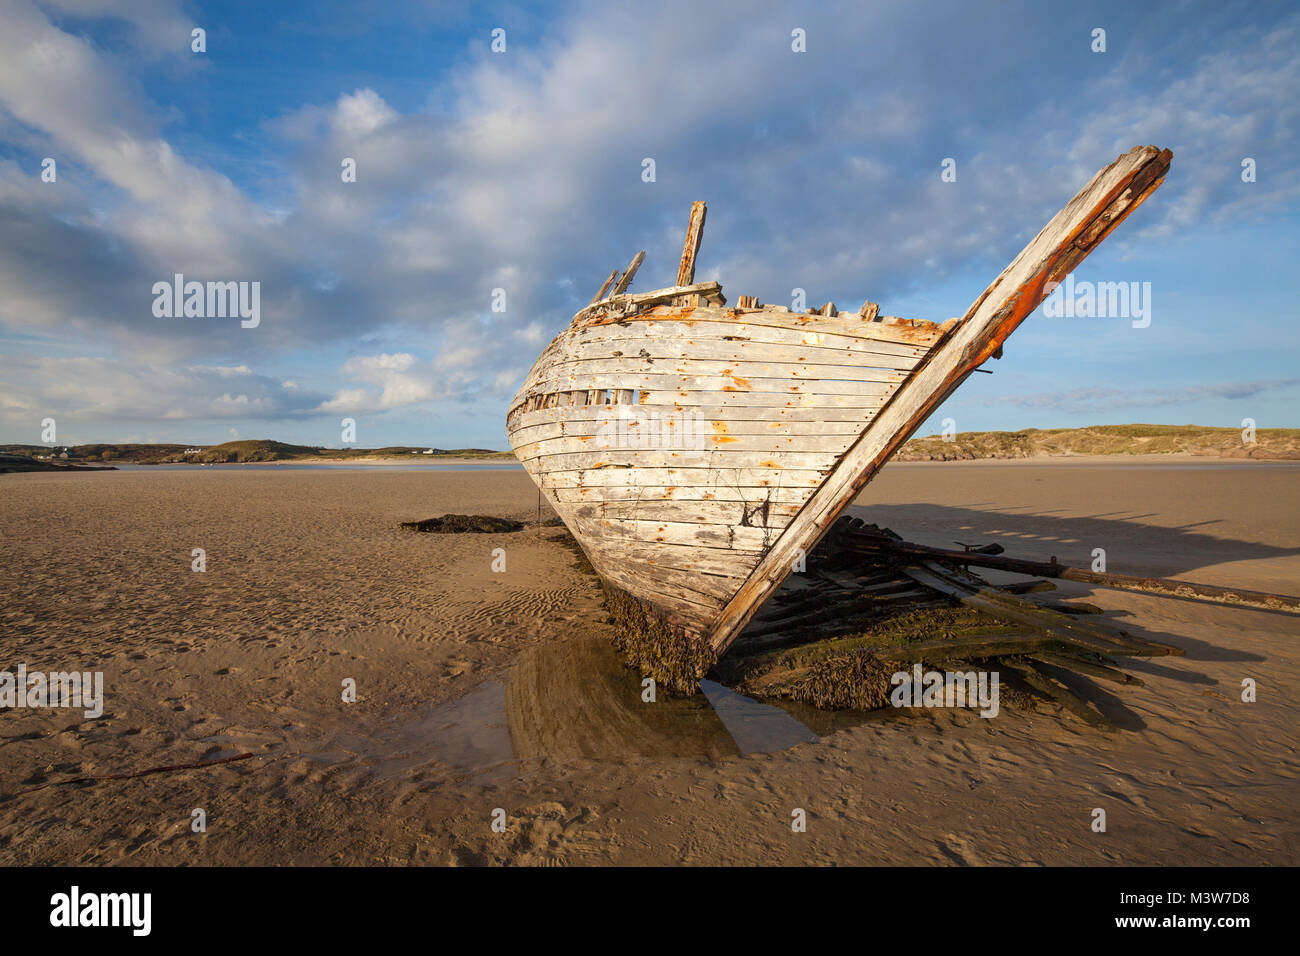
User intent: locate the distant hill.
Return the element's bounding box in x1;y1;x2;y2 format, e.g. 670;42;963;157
193;440;320;462
0;440;513;465
4;427;1296;470
897;425;1300;461
0;453;116;473
0;443;189;463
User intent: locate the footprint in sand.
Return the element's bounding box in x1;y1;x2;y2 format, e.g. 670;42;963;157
936;833;983;865
447;802;603;866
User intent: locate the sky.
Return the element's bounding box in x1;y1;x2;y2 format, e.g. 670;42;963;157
0;0;1296;449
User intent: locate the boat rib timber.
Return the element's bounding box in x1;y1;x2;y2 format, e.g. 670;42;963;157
507;146;1173;690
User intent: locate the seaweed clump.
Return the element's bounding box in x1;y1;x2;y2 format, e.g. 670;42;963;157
719;605;1024;710
786;652;902;710
602;582;716;696
400;514;525;533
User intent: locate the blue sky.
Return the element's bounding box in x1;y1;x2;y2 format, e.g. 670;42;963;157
0;0;1296;449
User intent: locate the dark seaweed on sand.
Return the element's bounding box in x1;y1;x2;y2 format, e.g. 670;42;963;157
400;514;525;533
715;606;1033;711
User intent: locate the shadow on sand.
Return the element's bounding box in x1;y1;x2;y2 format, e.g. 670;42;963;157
844;501;1299;579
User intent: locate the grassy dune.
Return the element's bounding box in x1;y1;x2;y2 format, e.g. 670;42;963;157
0;439;513;464
898;424;1300;461
6;426;1296;468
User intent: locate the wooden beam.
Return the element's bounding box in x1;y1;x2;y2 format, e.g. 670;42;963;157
590;269;620;304
1036;653;1144;686
707;145;1172;655
837;532;1300;614
610;251;645;296
1000;658;1112;728
572;281;725;322
676;201;707;287
899;563;1179;657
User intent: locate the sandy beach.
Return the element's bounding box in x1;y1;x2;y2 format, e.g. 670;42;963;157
1;457;1296;865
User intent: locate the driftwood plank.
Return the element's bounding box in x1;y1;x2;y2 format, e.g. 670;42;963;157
572;514;773;551
589;552;732;604
509;418;863;445
512;402;884;427
525;367;904;394
899;563;1179;657
533;355;915;383
572;498;800;528
563;335;927;368
534;466;827;489
1035;653;1144;686
552;484;815;505
837;532;1300;615
565;525;763;574
573;282;725;322
648;390;891;408
514;431;859;461
1000;658;1112;728
579;310;946;349
520;448;841;472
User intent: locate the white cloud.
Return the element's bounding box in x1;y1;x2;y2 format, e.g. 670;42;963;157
0;0;1296;440
0;353;327;425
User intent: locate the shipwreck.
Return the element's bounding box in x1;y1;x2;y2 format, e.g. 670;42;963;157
507;145;1179;694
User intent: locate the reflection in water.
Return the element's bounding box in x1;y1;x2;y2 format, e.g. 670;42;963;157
389;681;517;783
505;635;739;761
394;635;829;779
698;680;819;755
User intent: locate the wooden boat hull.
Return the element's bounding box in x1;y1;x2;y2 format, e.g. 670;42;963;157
507;146;1172;683
508;305;948;629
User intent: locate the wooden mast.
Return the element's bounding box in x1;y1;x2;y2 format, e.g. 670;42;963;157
589;269;619;304
676;201;707;287
610;250;645;296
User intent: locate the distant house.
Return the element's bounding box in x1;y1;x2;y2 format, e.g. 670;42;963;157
184;447;203;455
422;448;435;455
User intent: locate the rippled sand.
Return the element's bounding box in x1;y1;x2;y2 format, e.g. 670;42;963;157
1;459;1296;865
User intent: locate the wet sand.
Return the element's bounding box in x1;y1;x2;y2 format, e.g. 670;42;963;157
1;457;1296;865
